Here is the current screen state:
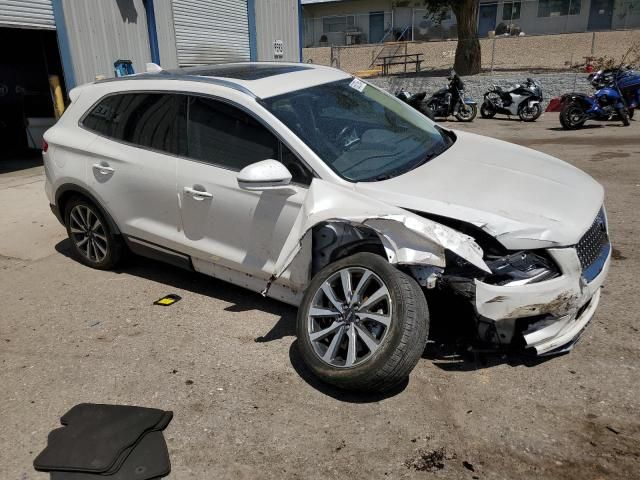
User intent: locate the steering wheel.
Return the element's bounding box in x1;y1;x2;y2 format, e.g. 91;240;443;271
336;125;360;150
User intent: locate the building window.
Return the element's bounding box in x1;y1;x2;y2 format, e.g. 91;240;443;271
322;15;355;33
503;2;521;20
538;0;581;17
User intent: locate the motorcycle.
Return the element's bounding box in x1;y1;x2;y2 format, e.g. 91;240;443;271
480;78;543;122
425;70;478;121
559;67;640;129
395;90;435;120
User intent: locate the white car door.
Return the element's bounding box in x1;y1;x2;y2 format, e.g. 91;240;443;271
82;92;185;250
175;95;313;286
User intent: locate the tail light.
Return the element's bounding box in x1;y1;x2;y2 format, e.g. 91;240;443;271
42;140;48;153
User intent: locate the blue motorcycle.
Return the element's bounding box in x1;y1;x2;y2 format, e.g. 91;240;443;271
560;68;640;129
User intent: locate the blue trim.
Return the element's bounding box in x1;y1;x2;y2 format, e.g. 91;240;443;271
298;0;303;62
583;241;611;283
51;0;76;90
143;0;161;65
247;0;257;61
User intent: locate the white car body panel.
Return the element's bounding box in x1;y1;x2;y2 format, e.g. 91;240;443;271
356;131;604;249
43;63;610;354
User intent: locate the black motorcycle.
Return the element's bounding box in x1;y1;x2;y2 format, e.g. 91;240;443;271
425;70;477;121
395;90;435;119
480;78;543;122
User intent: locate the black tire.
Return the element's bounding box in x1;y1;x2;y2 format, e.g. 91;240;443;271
518;102;542;122
480;101;496;119
64;196;124;270
419;103;435;120
560;101;586;130
617;107;630;126
297;252;429;392
455;102;477;122
628;108;634;119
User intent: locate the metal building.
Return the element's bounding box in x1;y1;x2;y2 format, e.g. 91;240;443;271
0;0;301;156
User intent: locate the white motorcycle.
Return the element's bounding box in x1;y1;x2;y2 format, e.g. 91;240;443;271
480;78;543;122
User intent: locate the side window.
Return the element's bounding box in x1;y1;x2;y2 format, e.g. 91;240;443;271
187;96;278;170
280;143;313;186
83;93;185;155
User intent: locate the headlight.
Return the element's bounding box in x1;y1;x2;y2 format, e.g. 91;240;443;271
484;251;560;286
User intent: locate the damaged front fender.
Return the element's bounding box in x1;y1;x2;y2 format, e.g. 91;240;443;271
264;180;490;294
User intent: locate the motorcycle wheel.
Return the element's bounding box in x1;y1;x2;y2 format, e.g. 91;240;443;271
419;104;435;120
617;107;630;126
455;102;477;122
480;101;496;119
559;101;587;130
629;108;634;119
518;102;542;122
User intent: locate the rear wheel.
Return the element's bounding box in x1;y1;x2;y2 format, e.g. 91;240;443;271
560;101;587;129
455;102;477;122
64;197;123;270
297;253;429;392
518;102;542;122
480;101;497;119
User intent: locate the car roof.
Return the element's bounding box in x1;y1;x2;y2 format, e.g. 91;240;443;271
96;62;351;100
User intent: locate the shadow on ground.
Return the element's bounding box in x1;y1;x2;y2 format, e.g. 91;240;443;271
0;152;43;173
55;238;558;399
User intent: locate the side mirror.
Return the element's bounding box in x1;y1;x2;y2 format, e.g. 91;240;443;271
237;159;292;191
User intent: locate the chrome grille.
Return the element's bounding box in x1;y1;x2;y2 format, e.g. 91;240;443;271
576;209;608;270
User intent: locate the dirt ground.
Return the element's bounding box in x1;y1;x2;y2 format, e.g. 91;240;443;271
1;114;639;479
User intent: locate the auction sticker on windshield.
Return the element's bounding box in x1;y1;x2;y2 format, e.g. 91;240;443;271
349;77;366;92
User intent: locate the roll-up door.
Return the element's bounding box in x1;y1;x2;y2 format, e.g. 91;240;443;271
0;0;55;30
172;0;250;67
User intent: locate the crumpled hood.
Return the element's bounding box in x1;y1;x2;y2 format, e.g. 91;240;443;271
355;130;604;249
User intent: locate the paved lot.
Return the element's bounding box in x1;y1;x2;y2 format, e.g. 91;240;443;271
1;114;639;479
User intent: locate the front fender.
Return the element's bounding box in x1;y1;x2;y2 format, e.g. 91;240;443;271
264;180;490;294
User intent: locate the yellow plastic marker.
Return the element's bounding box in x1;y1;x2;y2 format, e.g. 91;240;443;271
153;294;182;306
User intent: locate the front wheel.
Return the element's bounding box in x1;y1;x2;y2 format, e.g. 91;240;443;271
480;101;497;119
617;107;630;126
518;102;542;122
455;102;477;122
418;103;435;120
560;101;587;129
297;253;429;392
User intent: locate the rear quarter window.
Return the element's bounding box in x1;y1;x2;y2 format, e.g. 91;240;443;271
82;93;185;155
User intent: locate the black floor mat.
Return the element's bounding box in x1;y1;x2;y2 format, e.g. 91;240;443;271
34;404;172;473
49;431;170;480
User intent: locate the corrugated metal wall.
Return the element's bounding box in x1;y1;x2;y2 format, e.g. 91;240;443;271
61;0;151;85
153;0;178;68
0;0;55;30
254;0;300;62
172;0;250;66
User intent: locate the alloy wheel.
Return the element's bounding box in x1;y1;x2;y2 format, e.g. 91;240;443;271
69;205;109;263
307;267;392;368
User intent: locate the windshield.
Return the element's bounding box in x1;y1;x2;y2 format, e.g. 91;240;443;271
261;79;452;182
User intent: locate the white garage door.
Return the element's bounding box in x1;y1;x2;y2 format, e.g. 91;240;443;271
0;0;55;30
172;0;250;67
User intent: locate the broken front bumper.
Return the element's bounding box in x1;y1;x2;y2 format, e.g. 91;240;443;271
474;245;611;355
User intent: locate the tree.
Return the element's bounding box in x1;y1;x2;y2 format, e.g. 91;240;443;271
420;0;481;75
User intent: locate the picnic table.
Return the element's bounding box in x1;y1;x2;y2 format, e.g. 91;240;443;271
376;53;423;76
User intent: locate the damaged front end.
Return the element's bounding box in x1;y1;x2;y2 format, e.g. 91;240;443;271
438;210;611;355
266;180;610;356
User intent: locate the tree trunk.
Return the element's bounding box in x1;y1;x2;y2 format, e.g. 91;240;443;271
452;0;481;75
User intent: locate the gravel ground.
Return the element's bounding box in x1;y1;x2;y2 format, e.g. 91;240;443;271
1;115;639;479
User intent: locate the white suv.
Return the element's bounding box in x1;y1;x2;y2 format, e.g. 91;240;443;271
44;63;610;392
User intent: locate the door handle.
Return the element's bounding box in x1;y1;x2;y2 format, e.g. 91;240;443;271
92;163;114;175
184;186;213;199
